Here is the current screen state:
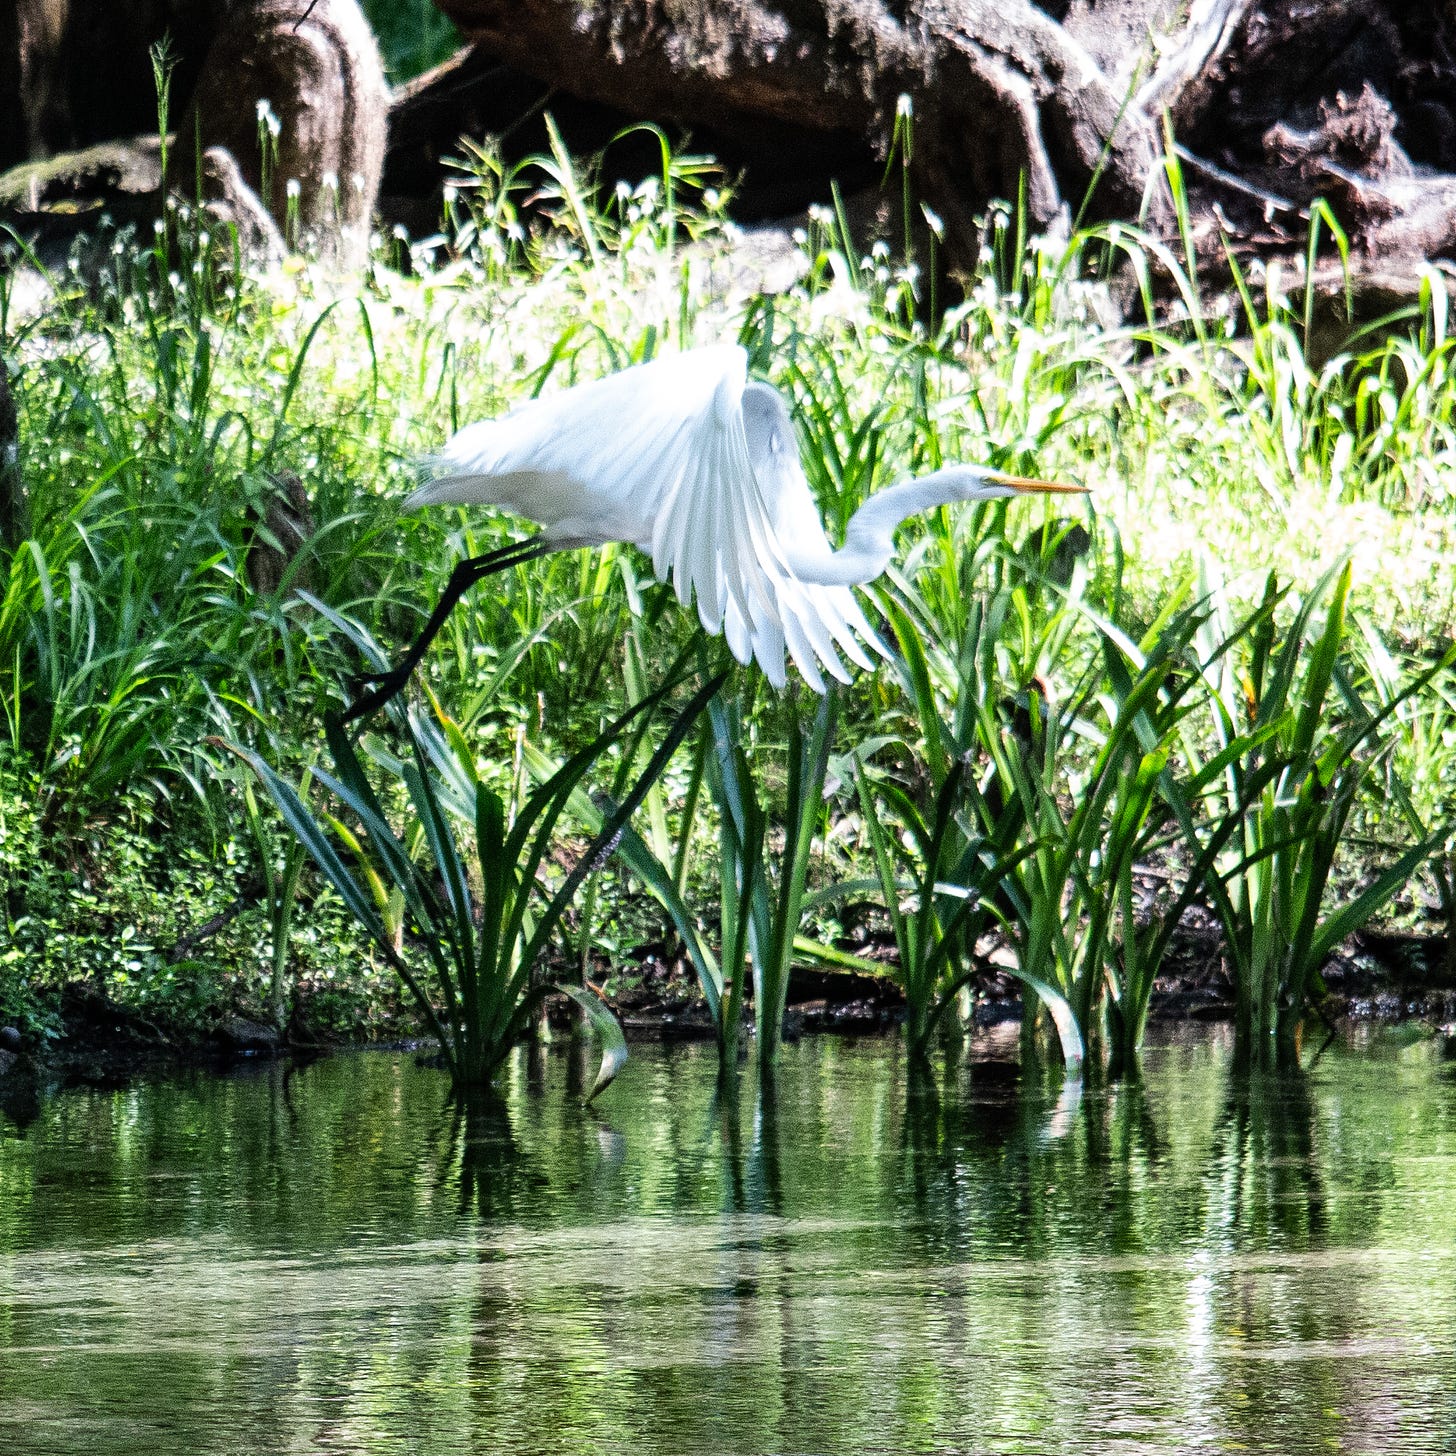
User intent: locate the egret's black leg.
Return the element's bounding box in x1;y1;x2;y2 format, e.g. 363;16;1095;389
341;537;551;724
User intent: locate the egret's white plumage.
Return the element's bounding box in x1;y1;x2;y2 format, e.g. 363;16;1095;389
408;344;1083;691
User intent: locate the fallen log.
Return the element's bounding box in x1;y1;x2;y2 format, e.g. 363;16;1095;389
7;0;1456;324
410;0;1456;319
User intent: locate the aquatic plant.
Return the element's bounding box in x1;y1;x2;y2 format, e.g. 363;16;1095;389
848;749;1031;1061
847;579;1037;1062
239;773;310;1032
246;641;722;1094
1356;629;1456;981
1167;564;1444;1064
705;686;838;1070
1093;597;1288;1076
4;112;1456;1061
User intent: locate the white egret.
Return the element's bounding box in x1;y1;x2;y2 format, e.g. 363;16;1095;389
344;344;1084;721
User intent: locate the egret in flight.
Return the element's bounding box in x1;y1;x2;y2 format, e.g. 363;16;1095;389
343;344;1084;722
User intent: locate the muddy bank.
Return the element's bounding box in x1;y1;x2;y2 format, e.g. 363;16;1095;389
4;926;1454;1121
0;983;337;1125
607;919;1456;1042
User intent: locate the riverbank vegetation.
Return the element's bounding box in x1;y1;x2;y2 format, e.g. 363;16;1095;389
3;130;1455;1084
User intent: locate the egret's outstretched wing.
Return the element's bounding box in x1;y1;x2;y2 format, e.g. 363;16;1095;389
410;347;736;543
722;578;887;692
408;345;884;690
411;345;778;630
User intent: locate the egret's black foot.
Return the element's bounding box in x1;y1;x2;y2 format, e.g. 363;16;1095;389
341;667;413;725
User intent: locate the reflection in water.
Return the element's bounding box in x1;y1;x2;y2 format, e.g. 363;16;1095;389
456;1086;525;1222
1;1029;1455;1453
1208;1065;1328;1248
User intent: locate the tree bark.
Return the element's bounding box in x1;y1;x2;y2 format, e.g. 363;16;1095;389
0;135;285;269
7;0;1456;314
0;1;217;171
1164;2;1456;330
427;0;1167;266
0;0;387;268
415;0;1456;311
183;0;389;267
0;353;27;553
382;41;883;231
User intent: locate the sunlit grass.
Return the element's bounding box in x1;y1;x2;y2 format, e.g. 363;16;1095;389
3;126;1455;1070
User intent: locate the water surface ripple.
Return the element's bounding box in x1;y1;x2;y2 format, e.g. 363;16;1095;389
2;1028;1455;1453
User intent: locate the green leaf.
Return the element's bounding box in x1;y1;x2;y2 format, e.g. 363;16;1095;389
1008;968;1086;1072
520;670;726;981
792;936;890;977
555;983;628;1101
1309;837;1436;968
245;752;385;947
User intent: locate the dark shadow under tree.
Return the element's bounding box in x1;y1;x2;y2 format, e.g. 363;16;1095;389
408;0;1456;319
6;0;1456;315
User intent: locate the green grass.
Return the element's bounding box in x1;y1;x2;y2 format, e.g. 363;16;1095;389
360;0;461;83
2;128;1454;1080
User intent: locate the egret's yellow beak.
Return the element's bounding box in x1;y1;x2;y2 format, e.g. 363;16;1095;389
994;474;1089;495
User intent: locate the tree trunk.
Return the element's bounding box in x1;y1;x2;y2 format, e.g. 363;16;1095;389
425;0;1167;268
414;0;1456;310
0;353;27;552
7;0;1456;310
382;40;884;232
0;0;387;267
0;1;217;172
183;0;389;267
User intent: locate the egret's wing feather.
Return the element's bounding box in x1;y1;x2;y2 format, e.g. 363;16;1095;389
413;347;744;548
411;344;885;692
723;594;752;666
843;592;890;661
647;355;792;661
747;606;788;689
805;584;888;670
778;598;829;693
777;579;849;685
733;380;888;686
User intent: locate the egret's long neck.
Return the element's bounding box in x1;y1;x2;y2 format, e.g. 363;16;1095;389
782;470;994;586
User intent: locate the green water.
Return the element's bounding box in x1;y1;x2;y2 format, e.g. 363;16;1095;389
2;1027;1455;1454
